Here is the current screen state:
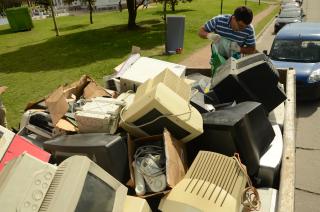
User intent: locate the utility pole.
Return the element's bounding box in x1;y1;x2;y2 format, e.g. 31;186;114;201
220;0;223;14
49;0;60;36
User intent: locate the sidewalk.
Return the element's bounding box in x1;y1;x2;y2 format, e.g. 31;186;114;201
179;4;278;68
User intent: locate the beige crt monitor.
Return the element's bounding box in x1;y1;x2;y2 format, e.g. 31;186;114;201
0;153;57;212
120;70;203;143
158;151;247;212
38;155;128;212
123;196;151;212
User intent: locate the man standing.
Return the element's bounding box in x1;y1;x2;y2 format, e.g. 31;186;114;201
198;6;257;57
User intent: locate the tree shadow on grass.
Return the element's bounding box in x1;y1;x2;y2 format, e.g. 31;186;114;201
57;24;91;32
0;19;164;73
152;8;195;16
0;28;12;35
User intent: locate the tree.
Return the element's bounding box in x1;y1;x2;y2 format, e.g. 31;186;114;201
158;0;191;12
126;0;145;29
33;0;60;36
64;0;95;24
0;0;22;15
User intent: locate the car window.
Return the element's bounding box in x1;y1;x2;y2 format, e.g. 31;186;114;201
270;40;320;63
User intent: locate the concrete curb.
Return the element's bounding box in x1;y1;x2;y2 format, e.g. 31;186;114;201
256;11;277;39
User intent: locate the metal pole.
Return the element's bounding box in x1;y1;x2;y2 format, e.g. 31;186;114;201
220;0;223;14
245;0;247;6
259;0;261;5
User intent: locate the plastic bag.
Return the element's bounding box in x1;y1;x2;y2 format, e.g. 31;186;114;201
216;37;241;59
210;44;226;76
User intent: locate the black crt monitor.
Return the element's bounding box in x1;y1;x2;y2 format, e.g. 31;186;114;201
43;133;129;184
211;53;286;113
187;101;275;176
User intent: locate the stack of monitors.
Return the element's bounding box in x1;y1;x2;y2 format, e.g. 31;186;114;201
210;53;286;113
187;101;275;176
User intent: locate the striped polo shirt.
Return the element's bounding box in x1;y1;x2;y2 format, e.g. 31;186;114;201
204;14;256;47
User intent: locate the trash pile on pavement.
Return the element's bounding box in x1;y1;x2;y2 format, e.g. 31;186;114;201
0;49;287;212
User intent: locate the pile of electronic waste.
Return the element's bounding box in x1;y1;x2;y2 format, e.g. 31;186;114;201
0;50;287;212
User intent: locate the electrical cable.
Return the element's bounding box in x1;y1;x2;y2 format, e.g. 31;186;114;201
233;153;261;211
119;89;199;129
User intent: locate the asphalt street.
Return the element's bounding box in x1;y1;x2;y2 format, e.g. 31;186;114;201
257;1;320;211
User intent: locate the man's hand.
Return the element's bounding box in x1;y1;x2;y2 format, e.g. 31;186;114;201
206;33;221;43
230;42;241;52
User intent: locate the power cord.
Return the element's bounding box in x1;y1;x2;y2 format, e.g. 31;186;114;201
233;153;261;211
119;89;199;129
134;145;166;177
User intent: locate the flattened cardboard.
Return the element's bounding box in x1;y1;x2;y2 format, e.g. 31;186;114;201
55;118;77;132
45;86;69;126
127;128;187;198
44;75;112;127
83;81;113;99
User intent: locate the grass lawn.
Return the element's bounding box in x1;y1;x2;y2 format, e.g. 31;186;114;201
0;0;269;128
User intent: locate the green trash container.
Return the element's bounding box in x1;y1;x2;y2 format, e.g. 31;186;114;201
5;7;34;32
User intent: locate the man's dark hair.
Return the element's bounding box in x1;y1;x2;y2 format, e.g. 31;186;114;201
233;6;253;25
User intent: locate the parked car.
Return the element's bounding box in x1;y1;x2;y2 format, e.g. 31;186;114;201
281;0;302;5
274;10;304;33
268;23;320;100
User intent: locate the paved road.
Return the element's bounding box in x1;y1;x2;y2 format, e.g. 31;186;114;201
257;0;320;211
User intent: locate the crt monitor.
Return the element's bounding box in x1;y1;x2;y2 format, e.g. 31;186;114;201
211;53;286;113
43;133;129;184
39;155;128;212
158;151;247;212
186;101;275;176
0;153;150;212
0;153;57;212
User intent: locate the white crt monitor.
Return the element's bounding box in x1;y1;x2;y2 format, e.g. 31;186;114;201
0;153;57;212
39;155;128;212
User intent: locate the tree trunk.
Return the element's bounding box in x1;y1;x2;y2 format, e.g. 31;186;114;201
170;1;175;11
49;0;59;36
89;1;93;24
163;0;168;53
127;0;137;29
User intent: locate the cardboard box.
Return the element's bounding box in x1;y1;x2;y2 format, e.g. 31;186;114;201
127;129;187;197
25;75;115;131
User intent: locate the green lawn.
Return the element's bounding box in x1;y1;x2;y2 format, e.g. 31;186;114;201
0;0;268;128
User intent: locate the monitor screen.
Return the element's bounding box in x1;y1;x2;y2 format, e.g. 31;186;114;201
39;155;128;212
75;173;116;212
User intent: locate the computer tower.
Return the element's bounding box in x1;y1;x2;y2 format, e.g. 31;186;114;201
43;133;129;184
187;101;275;176
166;15;185;53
